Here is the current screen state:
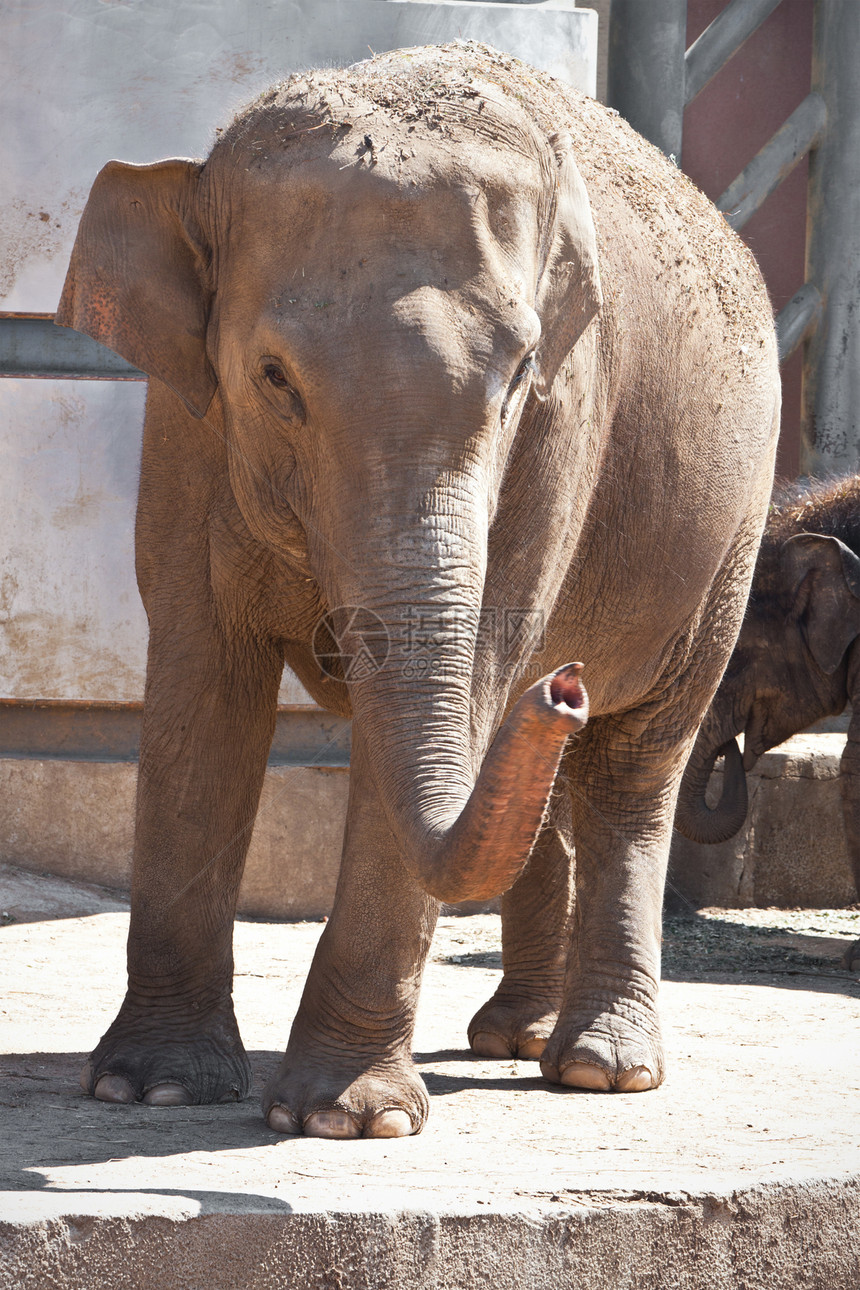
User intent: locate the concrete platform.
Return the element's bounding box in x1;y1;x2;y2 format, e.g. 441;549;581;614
1;868;859;1287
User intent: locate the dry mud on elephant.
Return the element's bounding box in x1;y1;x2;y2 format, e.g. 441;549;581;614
53;42;781;1137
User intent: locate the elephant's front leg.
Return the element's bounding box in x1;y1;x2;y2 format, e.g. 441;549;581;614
540;719;678;1093
264;727;438;1138
85;612;281;1106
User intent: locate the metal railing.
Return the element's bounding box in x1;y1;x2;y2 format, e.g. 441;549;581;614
608;0;860;479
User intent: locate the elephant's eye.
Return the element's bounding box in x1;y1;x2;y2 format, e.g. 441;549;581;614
260;361;306;422
263;363;291;389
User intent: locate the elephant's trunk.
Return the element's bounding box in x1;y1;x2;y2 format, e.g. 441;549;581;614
318;482;588;902
675;734;748;845
399;662;588;902
345;606;588;903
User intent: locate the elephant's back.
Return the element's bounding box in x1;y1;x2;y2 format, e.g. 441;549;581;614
559;91;774;364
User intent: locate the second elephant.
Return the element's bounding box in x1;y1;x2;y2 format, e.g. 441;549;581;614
676;475;860;970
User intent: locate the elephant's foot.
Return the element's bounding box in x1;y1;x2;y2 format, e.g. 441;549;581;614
467;985;561;1061
82;1001;251;1106
539;997;665;1093
263;1026;427;1139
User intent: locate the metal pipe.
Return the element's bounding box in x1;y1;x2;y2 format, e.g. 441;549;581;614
685;0;784;105
0;316;144;380
717;92;826;231
607;0;687;162
776;283;822;364
801;0;860;476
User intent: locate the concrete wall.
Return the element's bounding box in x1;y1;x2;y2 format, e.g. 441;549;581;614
0;757;349;919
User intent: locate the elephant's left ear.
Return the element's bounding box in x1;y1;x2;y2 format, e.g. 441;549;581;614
783;532;860;674
533;131;602;399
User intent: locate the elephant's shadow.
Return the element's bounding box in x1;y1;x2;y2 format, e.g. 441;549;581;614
438;911;860;991
658;909;860;985
1;1049;288;1189
0;1045;550;1191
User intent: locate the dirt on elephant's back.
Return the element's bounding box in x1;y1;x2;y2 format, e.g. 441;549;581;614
441;46;762;336
229;40;771;348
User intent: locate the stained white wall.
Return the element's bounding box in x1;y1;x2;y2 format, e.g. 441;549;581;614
0;0;596;315
0;0;596;704
0;380;147;702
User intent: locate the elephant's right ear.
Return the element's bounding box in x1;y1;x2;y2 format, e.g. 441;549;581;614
782;532;860;674
55;159;216;418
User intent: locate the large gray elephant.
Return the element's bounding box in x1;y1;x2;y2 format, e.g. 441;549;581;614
56;43;780;1138
675;476;860;970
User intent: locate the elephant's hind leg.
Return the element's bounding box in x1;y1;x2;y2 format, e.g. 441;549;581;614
538;717;673;1095
468;787;575;1061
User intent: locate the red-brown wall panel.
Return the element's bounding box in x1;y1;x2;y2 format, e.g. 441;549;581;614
683;0;813;480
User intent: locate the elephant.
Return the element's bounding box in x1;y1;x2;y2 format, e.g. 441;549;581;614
55;42;781;1138
675;475;860;971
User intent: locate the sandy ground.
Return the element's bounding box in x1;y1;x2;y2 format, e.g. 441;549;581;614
1;862;858;1216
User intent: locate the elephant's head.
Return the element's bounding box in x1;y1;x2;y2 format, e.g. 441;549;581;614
676;529;860;844
56;52;602;901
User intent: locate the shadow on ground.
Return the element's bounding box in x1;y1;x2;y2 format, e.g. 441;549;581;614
0;1049;303;1190
439;910;860;996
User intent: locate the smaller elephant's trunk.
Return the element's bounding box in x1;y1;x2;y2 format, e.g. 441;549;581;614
675;736;748;845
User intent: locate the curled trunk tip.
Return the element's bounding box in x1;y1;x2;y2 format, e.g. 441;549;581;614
373;661;589;905
548;662;588;727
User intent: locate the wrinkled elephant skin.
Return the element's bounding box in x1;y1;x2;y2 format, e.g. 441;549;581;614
55;44;781;1135
676;476;860;972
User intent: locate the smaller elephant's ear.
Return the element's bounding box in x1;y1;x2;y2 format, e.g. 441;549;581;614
782;532;860;674
55;159;216;418
533;131;602;399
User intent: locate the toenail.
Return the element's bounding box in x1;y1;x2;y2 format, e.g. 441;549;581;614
142;1082;193;1106
303;1110;361;1139
79;1062;93;1094
366;1109;414;1138
94;1074;136;1103
268;1104;301;1134
559;1061;612;1091
516;1037;547;1061
614;1065;654;1093
470;1032;512;1058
